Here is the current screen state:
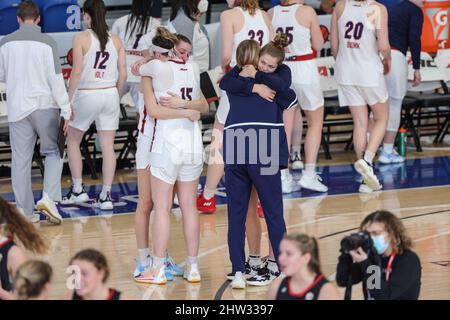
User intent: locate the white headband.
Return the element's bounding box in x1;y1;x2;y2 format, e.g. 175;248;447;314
151;44;170;53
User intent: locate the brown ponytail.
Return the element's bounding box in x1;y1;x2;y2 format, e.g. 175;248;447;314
152;26;178;53
284;233;322;275
259;32;289;65
15;260;52;300
83;0;109;52
235;0;260;15
0;197;48;255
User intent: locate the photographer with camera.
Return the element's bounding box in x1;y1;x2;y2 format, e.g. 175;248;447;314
336;210;421;300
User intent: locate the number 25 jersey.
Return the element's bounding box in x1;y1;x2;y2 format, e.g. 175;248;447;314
79;30;119;89
334;0;384;87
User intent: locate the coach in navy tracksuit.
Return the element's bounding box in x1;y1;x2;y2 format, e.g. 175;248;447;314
220;57;297;282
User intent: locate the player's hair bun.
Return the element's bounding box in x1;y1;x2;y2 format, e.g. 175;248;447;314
271;32;289;50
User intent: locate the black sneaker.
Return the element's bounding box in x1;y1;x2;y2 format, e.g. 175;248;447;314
246;266;280;286
95;192;114;210
226;261;262;281
61;185;90;204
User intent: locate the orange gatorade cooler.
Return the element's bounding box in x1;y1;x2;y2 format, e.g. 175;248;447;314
422;0;450;53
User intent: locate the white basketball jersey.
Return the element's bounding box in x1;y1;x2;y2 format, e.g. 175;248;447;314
334;0;383;86
230;8;270;67
272;3;313;56
112;15;160;83
79;30;119;89
150;60;203;159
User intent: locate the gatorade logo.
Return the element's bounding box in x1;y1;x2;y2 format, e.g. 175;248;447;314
427;8;448;40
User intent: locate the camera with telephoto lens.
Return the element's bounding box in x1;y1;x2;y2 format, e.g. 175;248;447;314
340;231;374;254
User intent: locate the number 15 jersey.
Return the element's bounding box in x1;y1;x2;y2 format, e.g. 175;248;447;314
334;0;384;87
79;30;119;89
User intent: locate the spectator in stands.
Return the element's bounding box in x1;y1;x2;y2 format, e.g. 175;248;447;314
167;0;211;73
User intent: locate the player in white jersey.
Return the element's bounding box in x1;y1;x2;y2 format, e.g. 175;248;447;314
134;27;208;285
197;0;273;213
270;0;327;193
331;0;390;193
63;0;127;209
111;0;160;114
132;34;194;282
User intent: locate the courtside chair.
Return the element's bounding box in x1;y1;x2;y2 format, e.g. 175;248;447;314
0;0;21;36
35;0;81;33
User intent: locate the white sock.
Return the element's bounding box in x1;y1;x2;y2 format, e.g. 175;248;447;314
186;256;198;265
152;255;165;269
363;150;375;165
383;143;394;154
267;259;279;273
138;248;149;264
304;163;316;178
73;178;83;193
248;255;262;267
203;187;215;200
100;185;111;199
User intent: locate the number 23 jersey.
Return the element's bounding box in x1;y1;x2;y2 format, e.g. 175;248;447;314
79;30;119;89
334;0;384;87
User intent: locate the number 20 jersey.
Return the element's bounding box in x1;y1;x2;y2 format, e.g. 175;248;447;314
79;30;119;89
334;0;384;87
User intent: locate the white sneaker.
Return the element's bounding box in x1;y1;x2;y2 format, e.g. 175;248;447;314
134;264;167;285
378;149;405;164
183;263;201;283
354;159;382;191
231;271;246;289
95;192;113;210
282;173;301;194
290;152;304;170
298;174;328;192
61;185;90;204
36;197;62;225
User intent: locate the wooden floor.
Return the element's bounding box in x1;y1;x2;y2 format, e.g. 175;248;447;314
3;149;450;300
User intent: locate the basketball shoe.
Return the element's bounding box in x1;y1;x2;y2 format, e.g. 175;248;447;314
298;174;328;192
197;192;216;213
133;256;173;281
183;263;201;283
95;192;114;210
165;254;184;277
134;264;167;285
227;259;261;280
354;159;382;191
36;194;62;225
378;149;405;164
61;184;90;204
246;261;280;287
282;171;301;194
231;271;246;289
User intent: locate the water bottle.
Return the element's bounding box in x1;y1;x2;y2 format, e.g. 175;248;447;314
398;127;407;157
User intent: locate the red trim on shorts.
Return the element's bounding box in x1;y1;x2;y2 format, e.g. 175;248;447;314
149;119;158;152
287;274;324;298
141;108;147;134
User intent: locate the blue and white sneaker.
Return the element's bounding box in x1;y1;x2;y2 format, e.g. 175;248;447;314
378;149;405;164
165;255;184;277
133;256;173;281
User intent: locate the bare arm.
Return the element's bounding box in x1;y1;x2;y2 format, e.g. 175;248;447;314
220;10;234;69
0;245;27;299
67;33;86;102
159;92;209;113
308;7;324;52
113;35;128;97
141;76;200;121
330;1;343;58
375;4;391;74
262;10;275;40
